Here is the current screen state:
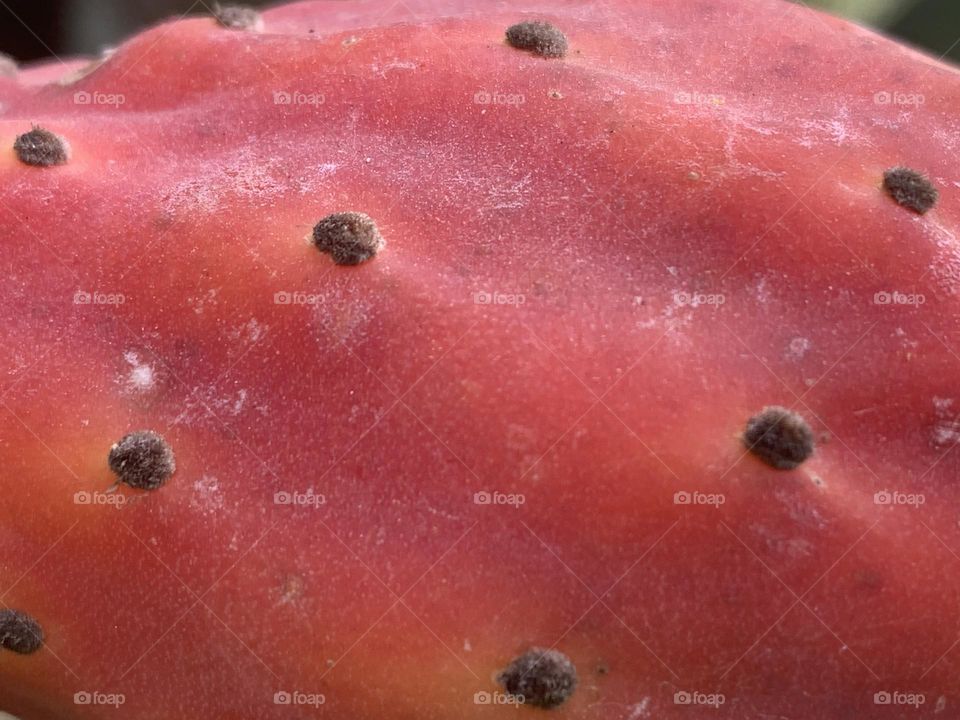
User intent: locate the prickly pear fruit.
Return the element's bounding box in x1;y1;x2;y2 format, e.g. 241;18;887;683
1;1;959;718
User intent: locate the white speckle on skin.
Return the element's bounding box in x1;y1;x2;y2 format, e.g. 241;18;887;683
190;475;224;514
786;337;811;360
227;317;266;345
753;276;770;303
636;296;689;341
232;389;247;415
446;161;533;214
371;59;417;78
162;149;340;215
312;285;373;343
721;131;786;180
121;351;155;393
209;388;250;418
480;173;533;212
925;219;960;295
932;397;960;446
932;426;959;447
627;698;651;718
797;107;863;147
189;288;218;315
893;326;919;350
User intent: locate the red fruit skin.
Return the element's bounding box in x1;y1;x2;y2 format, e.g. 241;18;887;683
2;0;960;717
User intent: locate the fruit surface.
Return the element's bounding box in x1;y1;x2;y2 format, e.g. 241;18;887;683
1;1;960;718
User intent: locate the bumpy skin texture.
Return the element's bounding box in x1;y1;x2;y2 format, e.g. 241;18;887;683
1;1;960;718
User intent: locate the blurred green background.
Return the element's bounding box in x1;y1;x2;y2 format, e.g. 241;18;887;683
810;0;958;62
0;0;955;64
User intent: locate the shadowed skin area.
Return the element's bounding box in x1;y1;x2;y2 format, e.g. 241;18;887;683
1;1;960;718
213;3;264;32
0;53;16;77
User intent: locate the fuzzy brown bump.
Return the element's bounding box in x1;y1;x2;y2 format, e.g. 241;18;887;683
313;212;385;266
505;21;568;58
213;3;263;31
108;430;176;490
744;406;814;470
497;647;577;709
883;167;938;214
0;610;43;654
13;127;68;167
